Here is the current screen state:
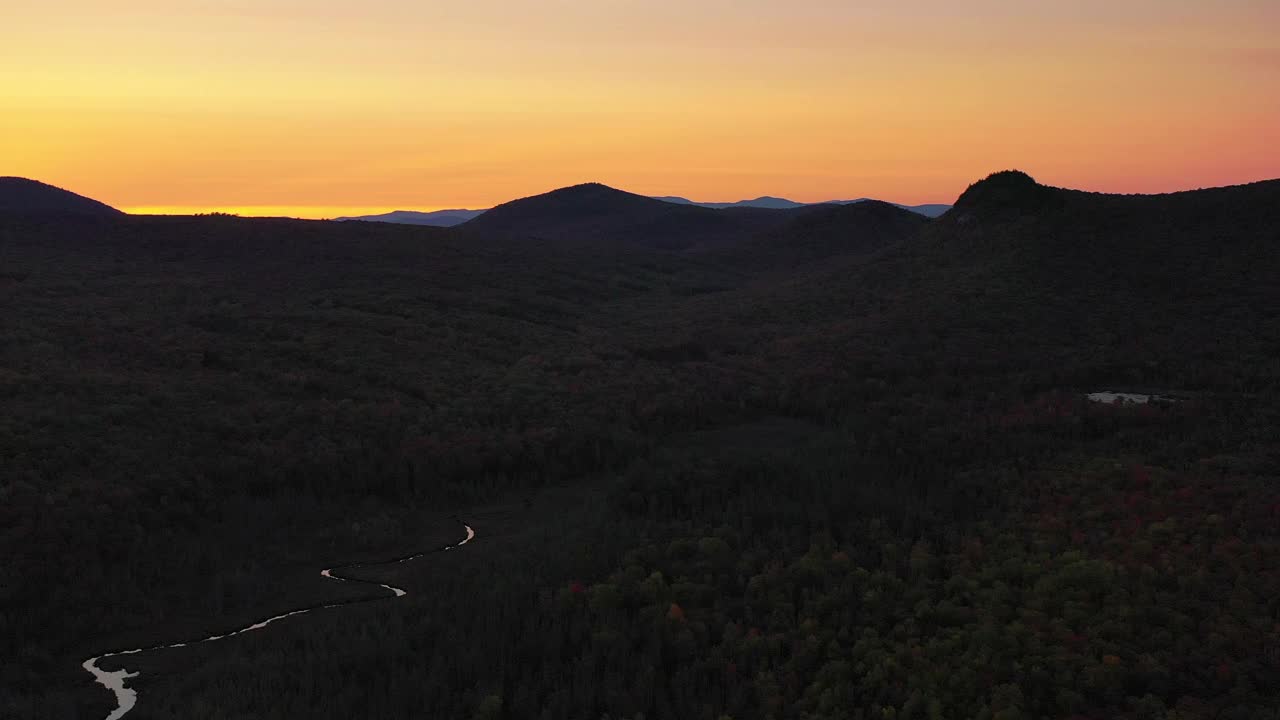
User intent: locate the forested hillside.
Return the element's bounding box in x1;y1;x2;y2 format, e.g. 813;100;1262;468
460;183;805;250
3;173;1279;719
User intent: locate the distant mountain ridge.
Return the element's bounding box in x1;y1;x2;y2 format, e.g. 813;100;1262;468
703;199;930;270
654;195;951;217
333;209;484;227
458;182;808;250
0;177;122;217
655;195;807;210
335;191;952;225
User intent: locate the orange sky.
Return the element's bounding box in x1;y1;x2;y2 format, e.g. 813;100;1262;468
4;1;1278;217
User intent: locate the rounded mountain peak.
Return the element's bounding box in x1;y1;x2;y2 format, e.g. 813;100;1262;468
952;170;1056;214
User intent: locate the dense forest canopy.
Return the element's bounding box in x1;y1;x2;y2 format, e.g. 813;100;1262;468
3;172;1278;719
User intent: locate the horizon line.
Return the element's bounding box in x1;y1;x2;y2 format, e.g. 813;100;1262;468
86;170;1280;221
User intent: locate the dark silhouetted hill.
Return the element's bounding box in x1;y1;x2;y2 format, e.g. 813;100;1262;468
656;194;951;217
460;182;800;250
735;170;1280;392
935;170;1280;273
704;200;929;269
0;177;122;217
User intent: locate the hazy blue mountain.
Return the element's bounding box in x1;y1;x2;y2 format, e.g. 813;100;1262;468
334;209;485;226
654;194;950;217
891;203;951;218
653;195;806;210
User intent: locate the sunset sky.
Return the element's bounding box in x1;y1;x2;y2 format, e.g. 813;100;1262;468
4;0;1278;217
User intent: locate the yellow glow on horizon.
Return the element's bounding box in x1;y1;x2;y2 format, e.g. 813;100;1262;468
121;206;466;219
4;1;1277;212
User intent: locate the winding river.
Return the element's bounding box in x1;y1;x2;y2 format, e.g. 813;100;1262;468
82;522;476;720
